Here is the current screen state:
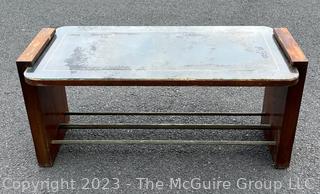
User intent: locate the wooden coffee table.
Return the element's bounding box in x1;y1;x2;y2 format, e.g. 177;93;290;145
16;26;308;168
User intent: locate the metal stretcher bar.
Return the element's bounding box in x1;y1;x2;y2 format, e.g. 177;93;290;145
51;139;276;145
59;123;271;130
65;112;270;116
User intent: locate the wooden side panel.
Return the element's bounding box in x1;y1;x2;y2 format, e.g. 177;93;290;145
261;86;288;159
17;28;69;167
262;28;308;168
273;28;308;66
17;28;56;65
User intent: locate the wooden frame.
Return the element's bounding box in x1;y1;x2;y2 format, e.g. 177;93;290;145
16;27;307;168
262;28;308;168
16;28;69;167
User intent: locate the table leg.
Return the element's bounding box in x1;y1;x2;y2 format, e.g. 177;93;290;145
17;64;69;167
262;65;307;169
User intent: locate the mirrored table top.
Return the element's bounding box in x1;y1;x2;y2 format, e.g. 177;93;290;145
24;26;298;86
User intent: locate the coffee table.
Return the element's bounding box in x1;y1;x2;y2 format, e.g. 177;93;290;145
16;26;308;168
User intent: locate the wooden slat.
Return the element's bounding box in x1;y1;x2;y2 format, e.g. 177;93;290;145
273;28;308;66
16;28;56;66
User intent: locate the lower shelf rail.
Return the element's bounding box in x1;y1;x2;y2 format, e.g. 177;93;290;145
51;139;276;145
59;123;271;130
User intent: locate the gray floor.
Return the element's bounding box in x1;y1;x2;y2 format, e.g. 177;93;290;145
1;0;319;193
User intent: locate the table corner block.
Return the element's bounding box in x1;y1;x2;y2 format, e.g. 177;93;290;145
16;27;56;67
273;27;308;67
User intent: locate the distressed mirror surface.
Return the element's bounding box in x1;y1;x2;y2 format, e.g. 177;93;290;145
24;26;298;83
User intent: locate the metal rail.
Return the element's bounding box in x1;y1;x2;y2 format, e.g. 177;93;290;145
65;112;269;116
59;123;271;130
51;139;276;145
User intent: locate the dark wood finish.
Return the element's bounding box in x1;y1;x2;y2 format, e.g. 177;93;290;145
262;28;308;168
17;28;56;65
273;28;308;66
16;28;69;167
